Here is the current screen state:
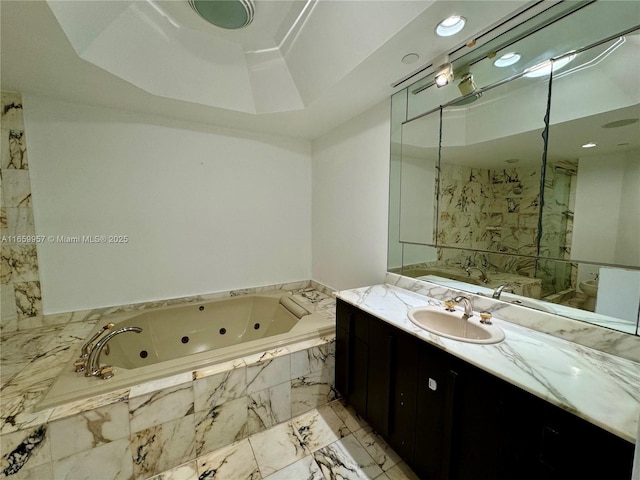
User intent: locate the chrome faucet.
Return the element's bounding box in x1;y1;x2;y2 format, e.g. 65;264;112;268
465;266;489;284
86;326;142;378
453;295;474;320
73;323;114;372
492;284;513;299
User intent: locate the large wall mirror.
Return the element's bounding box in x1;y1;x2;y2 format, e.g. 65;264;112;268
389;1;640;335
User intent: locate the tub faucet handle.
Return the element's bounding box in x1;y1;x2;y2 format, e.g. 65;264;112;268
86;326;143;378
75;323;115;372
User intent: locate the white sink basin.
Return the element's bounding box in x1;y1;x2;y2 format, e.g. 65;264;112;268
408;306;505;344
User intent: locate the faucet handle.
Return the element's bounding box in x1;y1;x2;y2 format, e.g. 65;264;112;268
444;299;457;311
479;311;493;325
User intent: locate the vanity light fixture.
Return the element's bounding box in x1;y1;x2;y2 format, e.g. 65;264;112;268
494;52;521;67
435;62;454;87
188;0;255;29
436;15;466;37
581;142;597;148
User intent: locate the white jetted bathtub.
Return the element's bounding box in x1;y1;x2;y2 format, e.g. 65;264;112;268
38;291;334;408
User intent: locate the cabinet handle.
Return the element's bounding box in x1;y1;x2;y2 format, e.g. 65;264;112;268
442;369;458;478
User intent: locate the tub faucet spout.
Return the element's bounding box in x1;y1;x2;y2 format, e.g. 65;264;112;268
86;326;142;379
465;266;490;284
492;284;513;299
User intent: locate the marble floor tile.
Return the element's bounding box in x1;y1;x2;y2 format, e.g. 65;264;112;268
384;461;421;480
313;434;384;480
352;426;402;472
262;455;324;480
148;401;420;480
146;461;198;480
329;400;368;433
292;404;349;453
196;438;260;480
290;369;338;417
249;421;308;477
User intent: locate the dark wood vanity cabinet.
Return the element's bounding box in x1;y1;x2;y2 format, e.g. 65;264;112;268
335;299;634;480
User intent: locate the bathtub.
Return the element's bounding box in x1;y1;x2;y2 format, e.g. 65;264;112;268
38;291;334;409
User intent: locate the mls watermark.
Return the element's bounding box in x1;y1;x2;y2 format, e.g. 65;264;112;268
1;235;130;244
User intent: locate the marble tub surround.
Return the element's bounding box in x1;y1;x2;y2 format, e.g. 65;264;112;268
145;400;418;480
0;282;336;478
1;333;337;478
1;91;43;333
387;272;640;363
337;281;640;443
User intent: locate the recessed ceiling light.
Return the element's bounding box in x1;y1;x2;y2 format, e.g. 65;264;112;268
494;52;521;67
524;54;576;78
436;16;466;37
581;142;597;148
402;53;420;65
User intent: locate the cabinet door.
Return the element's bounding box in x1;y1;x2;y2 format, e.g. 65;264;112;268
537;402;634;480
366;316;393;437
387;328;419;463
335;300;369;415
449;361;506;480
413;343;455;480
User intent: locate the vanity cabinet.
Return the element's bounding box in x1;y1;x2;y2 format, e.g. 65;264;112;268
335;299;634;480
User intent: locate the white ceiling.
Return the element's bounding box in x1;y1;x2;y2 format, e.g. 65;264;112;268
0;0;531;139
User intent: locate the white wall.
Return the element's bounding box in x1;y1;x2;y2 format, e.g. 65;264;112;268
24;95;312;313
311;100;390;291
572;150;640;266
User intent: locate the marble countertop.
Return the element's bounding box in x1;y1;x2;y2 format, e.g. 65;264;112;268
336;283;640;443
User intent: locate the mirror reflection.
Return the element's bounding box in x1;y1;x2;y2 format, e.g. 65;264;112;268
390;18;640;335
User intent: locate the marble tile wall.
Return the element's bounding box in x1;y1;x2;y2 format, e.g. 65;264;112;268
437;163;541;266
1;91;43;333
0;339;337;479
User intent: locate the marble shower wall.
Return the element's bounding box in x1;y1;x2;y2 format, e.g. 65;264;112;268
1;91;43;332
437;163;541;263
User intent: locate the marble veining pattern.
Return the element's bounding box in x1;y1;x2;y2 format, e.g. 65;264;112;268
386;272;640;362
337;282;640;442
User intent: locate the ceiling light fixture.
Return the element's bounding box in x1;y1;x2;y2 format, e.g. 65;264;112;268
494;52;521;67
524;54;576;78
581;142;597;148
402;53;420;65
435;62;454;87
188;0;255;29
436;15;466;37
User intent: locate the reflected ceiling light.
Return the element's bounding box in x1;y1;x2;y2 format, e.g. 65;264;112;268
494;52;521;67
505;158;520;164
602;118;639;128
581;142;597;148
435;63;454;87
458;73;477;96
524;54;576;78
188;0;255;29
436;15;466;37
